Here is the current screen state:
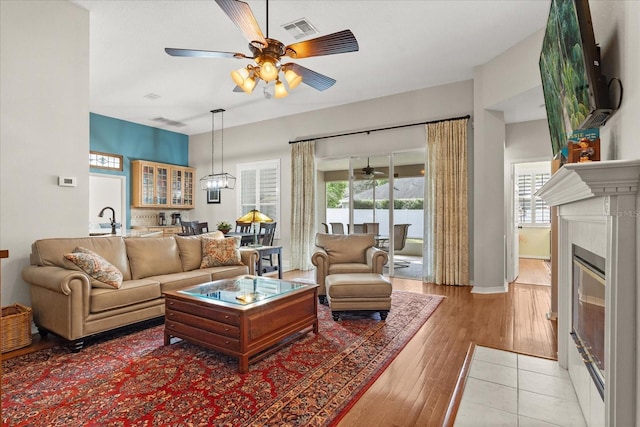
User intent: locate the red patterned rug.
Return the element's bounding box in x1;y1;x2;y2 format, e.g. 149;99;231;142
2;291;444;426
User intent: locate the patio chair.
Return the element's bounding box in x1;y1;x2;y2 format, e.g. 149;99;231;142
329;222;345;234
380;224;411;268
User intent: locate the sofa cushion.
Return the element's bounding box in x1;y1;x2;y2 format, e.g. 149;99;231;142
315;233;375;264
90;279;161;313
31;236;131;280
175;231;225;271
125;237;183;279
148;270;212;293
200;237;242;268
328;263;374;275
63;247;123;289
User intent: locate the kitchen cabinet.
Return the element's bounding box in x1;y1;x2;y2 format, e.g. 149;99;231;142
143;226;182;236
132;160;195;209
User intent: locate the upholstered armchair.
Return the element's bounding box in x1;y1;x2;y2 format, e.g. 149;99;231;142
311;233;388;303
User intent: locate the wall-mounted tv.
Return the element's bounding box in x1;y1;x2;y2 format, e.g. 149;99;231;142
539;0;613;156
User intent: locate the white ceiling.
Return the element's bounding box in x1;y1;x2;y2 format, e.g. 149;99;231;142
70;0;551;135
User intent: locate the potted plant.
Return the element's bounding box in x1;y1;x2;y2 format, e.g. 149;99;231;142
216;220;232;234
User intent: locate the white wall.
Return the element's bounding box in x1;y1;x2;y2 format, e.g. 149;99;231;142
189;80;474;266
0;1;90;306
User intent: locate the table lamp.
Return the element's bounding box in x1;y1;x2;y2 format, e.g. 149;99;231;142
236;209;272;246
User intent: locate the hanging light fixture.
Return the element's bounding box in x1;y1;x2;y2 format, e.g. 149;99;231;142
200;109;236;190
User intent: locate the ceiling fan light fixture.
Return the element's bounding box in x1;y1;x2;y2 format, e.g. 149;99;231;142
274;80;288;98
284;67;302;89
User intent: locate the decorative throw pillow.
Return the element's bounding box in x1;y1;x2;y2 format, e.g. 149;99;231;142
64;246;123;289
200;237;242;268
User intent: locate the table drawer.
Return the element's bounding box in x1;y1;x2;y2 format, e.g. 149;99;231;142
165;321;241;352
166;298;241;326
166;309;240;338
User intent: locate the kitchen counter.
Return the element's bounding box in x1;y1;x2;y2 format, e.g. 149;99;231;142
89;229;163;237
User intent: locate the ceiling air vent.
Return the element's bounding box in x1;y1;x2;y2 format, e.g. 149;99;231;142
151;117;187;128
282;18;318;40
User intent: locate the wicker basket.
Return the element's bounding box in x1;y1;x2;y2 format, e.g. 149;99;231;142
1;304;32;353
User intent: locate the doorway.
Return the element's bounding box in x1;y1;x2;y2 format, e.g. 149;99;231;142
507;161;552;285
89;173;126;234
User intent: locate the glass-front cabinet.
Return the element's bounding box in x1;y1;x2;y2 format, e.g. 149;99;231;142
132;160;195;208
170;168;194;207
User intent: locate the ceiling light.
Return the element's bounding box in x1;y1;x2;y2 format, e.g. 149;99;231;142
200;109;236;190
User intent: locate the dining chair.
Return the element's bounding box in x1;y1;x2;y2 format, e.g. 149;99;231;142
235;221;252;233
257;222;278;273
180;221;199;235
321;222;330;233
196;222;209;234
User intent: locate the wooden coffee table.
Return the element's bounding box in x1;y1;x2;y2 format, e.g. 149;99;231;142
163;276;319;373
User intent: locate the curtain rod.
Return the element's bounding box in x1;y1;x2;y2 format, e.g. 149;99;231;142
288;114;470;144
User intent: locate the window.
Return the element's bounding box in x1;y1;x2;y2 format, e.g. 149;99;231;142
516;172;550;225
89;151;123;171
237;159;280;234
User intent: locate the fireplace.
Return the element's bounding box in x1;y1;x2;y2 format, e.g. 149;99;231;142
536;159;640;427
571;244;605;398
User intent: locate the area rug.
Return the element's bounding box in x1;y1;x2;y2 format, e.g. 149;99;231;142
2;291;444;427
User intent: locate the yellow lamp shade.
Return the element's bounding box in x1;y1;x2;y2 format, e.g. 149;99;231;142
274;80;288;98
284;69;302;89
236;209;272;223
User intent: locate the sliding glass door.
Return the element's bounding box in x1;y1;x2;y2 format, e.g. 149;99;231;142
320;149;426;279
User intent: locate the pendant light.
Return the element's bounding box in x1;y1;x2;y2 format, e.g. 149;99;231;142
199;108;236;190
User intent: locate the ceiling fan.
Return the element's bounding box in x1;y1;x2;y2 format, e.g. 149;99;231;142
165;0;359;98
361;158;385;179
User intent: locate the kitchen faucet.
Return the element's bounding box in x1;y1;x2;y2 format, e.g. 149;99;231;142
98;206;117;234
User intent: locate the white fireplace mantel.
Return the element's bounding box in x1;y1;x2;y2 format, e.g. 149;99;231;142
537;159;640;427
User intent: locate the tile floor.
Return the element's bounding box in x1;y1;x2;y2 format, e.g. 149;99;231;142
454;346;586;427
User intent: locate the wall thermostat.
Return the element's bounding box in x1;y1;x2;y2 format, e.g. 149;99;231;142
58;176;77;187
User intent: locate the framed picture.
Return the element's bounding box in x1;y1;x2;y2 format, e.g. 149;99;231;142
207;188;220;204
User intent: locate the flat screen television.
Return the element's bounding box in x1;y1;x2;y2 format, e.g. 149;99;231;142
539;0;613;156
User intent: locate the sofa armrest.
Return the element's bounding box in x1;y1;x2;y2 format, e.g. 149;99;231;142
22;265;90;296
22;265;92;340
239;249;259;275
366;247;389;274
311;248;329;296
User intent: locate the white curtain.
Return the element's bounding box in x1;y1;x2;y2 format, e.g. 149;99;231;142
290;141;315;270
423;118;470;285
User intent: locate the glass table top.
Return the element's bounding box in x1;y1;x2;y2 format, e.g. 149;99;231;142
178;276;314;306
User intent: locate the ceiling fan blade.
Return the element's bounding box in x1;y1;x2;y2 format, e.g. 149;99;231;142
285;29;359;59
287;63;336;91
215;0;267;48
165;48;246;59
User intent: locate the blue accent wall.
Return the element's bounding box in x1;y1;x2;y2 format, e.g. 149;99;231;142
89;113;189;227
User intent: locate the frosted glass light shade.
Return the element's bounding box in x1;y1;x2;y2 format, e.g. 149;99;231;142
231;67;249;86
274;80;288;98
284;69;302;89
259;60;278;82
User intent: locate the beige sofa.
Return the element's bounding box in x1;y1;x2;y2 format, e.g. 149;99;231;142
22;234;258;351
311;233;388;303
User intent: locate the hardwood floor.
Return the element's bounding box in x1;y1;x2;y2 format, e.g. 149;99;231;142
515;258;551;286
2;268;556;427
